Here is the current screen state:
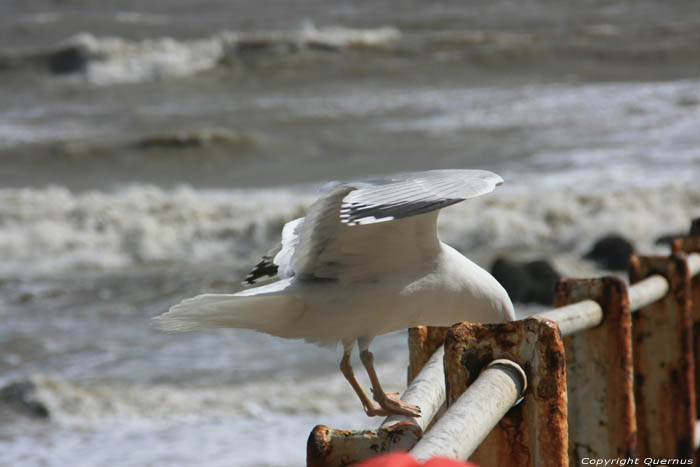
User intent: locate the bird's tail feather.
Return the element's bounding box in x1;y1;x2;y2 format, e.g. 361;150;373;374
153;293;301;334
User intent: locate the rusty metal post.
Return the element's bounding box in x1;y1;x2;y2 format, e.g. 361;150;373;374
408;326;448;383
444;317;568;467
630;253;695;459
306;422;422;467
673;223;700;420
556;276;637;463
411;359;527;462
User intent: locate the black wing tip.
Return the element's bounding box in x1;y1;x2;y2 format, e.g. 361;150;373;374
243;257;279;285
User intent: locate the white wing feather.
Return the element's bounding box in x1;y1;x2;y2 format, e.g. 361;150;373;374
273;217;304;278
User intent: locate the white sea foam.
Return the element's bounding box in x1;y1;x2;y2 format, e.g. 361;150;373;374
295;21;400;49
114;11;169;25
0;357;405;466
59;24;400;85
441;180;700;259
0;185;311;276
381;80;700;136
1;177;697;278
0;337;410;466
65;32;234;85
24;372;367;425
0;121;93;150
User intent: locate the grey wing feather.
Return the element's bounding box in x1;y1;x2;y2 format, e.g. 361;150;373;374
339;169;503;225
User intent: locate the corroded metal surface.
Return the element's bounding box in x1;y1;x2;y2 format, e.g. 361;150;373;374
556;277;637;464
306;422;422;467
673;228;700;420
444;317;568;467
411;359;527;462
408;326;449;383
630;253;696;459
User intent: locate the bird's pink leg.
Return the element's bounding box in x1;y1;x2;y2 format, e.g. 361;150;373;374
339;351;391;417
359;348;421;417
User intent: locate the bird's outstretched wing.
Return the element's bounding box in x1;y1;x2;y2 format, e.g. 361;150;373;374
339;169;503;226
290;169;503;282
244;170;503;284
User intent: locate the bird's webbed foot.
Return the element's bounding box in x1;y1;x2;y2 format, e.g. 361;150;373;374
371;390;422;417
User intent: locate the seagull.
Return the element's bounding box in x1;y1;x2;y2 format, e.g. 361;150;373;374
154;169;515;417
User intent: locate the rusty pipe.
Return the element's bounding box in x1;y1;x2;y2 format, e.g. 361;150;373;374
410;359;527;462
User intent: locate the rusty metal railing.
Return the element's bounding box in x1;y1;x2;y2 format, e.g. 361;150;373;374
307;218;700;467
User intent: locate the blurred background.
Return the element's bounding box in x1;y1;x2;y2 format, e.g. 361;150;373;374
1;1;700;466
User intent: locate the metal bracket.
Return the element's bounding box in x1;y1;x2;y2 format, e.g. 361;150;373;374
630;253;695;458
306;422;422;467
673;222;700;422
444;317;568;467
556;276;637;463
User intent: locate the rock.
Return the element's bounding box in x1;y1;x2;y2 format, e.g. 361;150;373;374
584;234;635;270
655;233;684;247
48;45;90;74
491;258;560;306
691;218;700;236
0;380;49;419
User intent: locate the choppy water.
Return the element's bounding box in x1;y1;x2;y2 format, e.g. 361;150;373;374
1;1;700;466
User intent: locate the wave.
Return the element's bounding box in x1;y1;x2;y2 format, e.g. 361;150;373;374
0;23;400;85
1;180;697;278
0;368;396;467
3;20;700;85
0;354;409;425
55;32;231;85
0;185;310;276
134;127;259;149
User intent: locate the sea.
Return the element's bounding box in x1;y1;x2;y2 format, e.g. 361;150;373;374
1;1;700;466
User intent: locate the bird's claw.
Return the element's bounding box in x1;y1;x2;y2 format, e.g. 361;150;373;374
363;392;421;417
380;392;422;417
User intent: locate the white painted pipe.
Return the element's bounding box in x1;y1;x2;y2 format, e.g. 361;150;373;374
628;274;669;312
381;346;445;433
410;359;526;462
627;252;700;310
534;299;603;336
535;271;676;337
